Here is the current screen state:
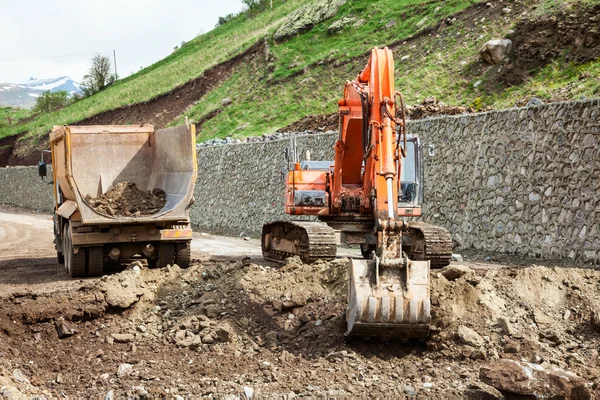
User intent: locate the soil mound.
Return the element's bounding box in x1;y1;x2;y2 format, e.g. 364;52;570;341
84;182;166;217
493;4;600;88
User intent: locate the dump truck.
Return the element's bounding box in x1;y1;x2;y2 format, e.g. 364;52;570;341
38;124;197;278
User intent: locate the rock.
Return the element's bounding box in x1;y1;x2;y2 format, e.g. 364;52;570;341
400;55;410;62
117;363;133;377
56;373;64;383
274;0;346;41
403;385;416;396
457;325;484;347
385;19;397;29
465;382;503;399
102;273;143;308
497;317;516;336
137;325;147;333
480;360;591;399
502;7;512;14
480;39;513;65
105;390;114;400
221;97;232;106
441;264;472;281
132;265;141;275
451;253;463;262
55;319;76;339
243;386;254;399
202;333;214;344
12;369;30;384
353;18;366;27
474;80;482;88
504;338;520;354
327;16;356;34
590;306;600;332
112;333;135;343
526;97;543;107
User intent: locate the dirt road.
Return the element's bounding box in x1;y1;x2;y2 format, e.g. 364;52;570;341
0;208;598;398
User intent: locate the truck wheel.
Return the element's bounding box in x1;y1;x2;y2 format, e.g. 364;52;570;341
87;247;104;277
64;223;86;278
175;241;191;269
151;243;175;269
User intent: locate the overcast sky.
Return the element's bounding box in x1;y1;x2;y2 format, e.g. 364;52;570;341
0;0;246;84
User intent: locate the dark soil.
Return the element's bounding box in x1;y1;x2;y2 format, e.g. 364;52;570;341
75;42;263;129
84;182;166;218
490;4;600;88
277;97;477;133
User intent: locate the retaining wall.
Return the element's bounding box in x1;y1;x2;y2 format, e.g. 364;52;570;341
1;98;598;262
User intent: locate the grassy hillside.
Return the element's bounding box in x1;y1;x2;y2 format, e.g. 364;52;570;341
2;0;599;144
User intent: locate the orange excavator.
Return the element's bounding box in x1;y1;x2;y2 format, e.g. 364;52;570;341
262;47;452;339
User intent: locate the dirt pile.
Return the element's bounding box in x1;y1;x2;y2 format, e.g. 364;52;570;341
1;255;599;398
276;97;477;134
405;96;478;120
491;4;600;88
84;182;166;218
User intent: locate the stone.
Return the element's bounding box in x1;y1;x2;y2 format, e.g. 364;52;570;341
274;0;346;40
480;360;591;399
457;325;484;347
451;253;463;262
497;317;516;336
112;333;135;343
441;264;472;281
590;306;600;332
400;55;410;62
327;16;356;34
502;7;512;14
221;97;232;106
504;339;521;353
12;369;30;384
55;319;76;339
480;39;513;64
527;97;543;107
202;333;214;344
465;383;503;399
243;386;254;399
105;390;114;400
385;20;397;29
117;363;133;377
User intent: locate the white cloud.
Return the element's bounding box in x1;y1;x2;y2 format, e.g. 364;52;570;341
0;0;245;83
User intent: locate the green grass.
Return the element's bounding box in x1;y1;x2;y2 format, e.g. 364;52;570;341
0;107;32;129
2;0;600;144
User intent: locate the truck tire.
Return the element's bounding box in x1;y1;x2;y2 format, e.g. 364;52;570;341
64;223;86;278
87;247;104;277
151;243;175;269
175;241;191;269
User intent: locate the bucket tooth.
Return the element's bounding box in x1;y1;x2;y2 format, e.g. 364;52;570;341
345;258;431;339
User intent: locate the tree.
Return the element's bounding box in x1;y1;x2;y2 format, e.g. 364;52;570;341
32;90;70;113
80;54;115;97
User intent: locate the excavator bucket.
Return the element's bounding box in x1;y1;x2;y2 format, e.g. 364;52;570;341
346;258;431;339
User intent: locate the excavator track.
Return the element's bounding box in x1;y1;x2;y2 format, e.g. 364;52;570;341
404;222;453;268
262;221;337;264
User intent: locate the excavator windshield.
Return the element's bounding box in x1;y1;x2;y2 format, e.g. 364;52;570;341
399;138;420;206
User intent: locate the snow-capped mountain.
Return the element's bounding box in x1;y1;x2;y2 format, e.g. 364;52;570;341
0;76;82;109
20;76;81;94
